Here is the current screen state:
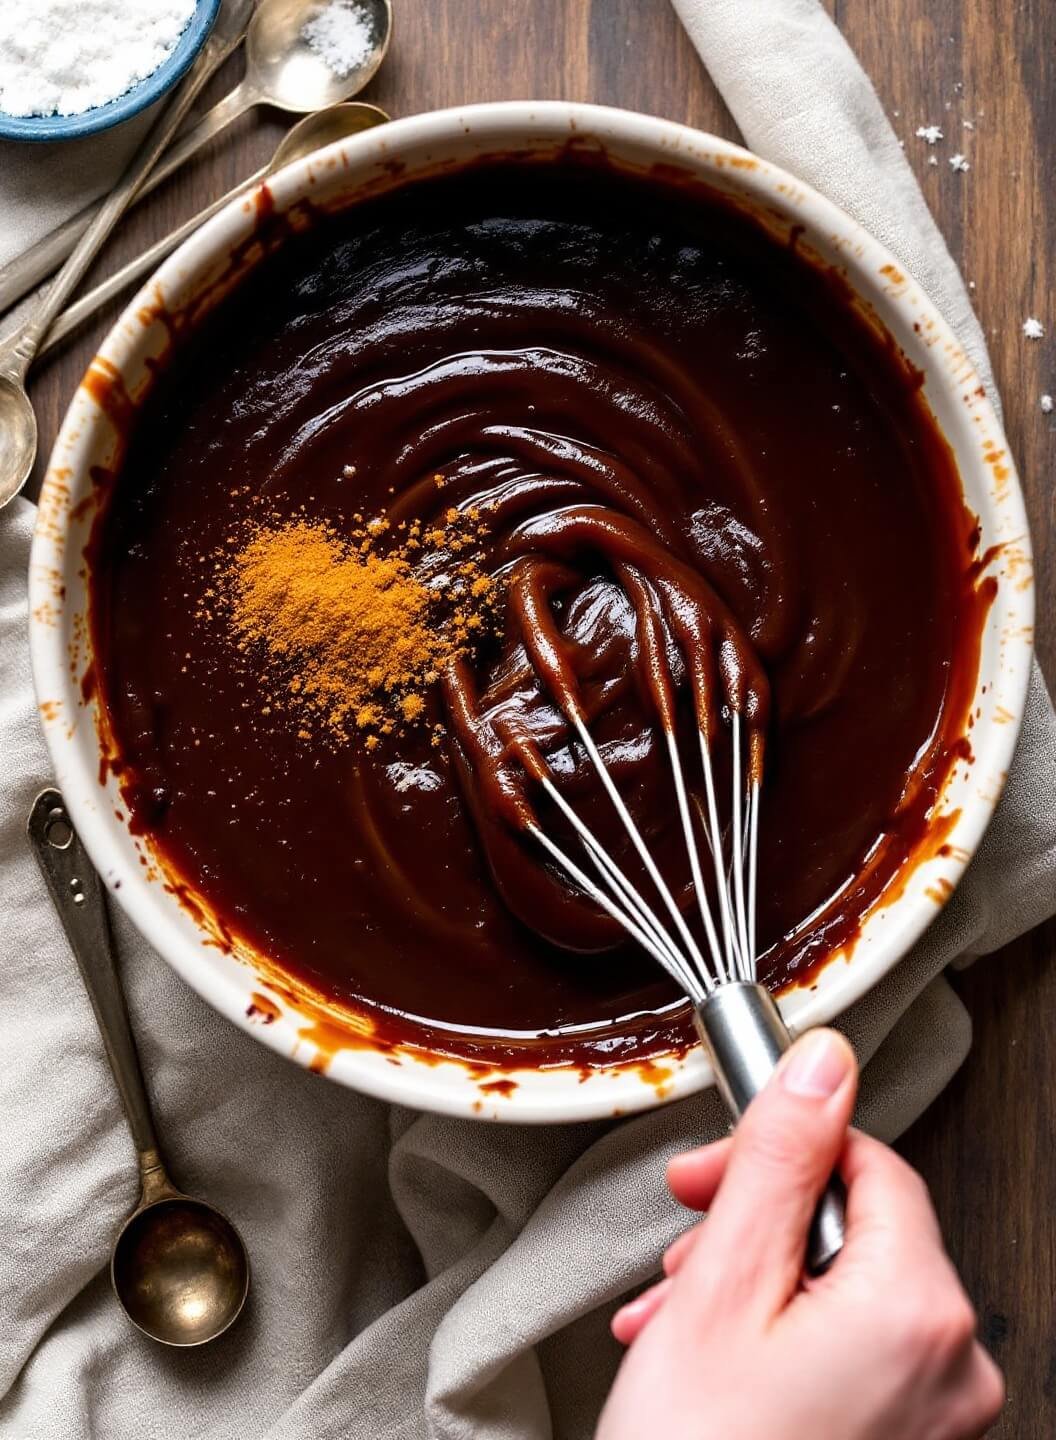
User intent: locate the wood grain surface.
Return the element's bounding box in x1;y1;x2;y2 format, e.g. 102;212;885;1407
23;2;1055;1433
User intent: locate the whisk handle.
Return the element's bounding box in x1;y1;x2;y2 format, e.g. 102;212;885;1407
693;982;847;1277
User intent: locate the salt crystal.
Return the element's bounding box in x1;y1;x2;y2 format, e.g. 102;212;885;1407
1023;318;1045;340
962;119;975;130
0;0;195;117
928;156;939;167
949;154;970;173
302;0;374;79
1041;395;1054;414
916;125;944;144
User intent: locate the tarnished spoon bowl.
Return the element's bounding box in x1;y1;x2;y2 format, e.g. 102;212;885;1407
273;99;391;162
112;1194;249;1347
249;0;392;113
0;372;38;507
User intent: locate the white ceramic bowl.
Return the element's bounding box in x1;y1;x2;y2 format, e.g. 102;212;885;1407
29;102;1034;1122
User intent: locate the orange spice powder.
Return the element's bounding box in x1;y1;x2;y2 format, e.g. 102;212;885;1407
206;497;500;745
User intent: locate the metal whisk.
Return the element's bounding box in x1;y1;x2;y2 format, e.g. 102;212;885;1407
471;518;846;1274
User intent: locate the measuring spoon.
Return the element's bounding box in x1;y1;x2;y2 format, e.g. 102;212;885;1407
28;789;250;1347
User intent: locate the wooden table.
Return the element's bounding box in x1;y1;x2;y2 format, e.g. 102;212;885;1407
26;2;1055;1433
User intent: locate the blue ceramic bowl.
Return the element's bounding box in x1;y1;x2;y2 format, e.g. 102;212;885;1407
0;0;221;143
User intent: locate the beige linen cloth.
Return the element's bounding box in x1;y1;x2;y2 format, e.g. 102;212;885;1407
2;2;1055;1436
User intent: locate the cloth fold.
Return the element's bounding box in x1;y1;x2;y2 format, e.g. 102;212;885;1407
2;2;1055;1436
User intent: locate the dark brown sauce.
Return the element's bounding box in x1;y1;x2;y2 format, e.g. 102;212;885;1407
88;155;989;1067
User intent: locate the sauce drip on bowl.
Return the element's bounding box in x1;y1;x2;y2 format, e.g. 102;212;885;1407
88;156;985;1066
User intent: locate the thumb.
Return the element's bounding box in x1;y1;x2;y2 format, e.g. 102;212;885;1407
676;1027;857;1321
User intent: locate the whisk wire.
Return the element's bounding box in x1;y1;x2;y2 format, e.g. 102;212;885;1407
696;727;741;981
536;774;702;992
665;729;729;986
730;713;752;982
747;782;760;964
526;821;707;1003
569;712;717;987
529;700;757;1000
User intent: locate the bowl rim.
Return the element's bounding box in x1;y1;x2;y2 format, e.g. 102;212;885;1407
29;100;1035;1121
0;0;220;142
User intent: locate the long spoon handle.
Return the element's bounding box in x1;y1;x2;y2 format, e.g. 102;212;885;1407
153;77;259;185
0;23;253;321
28;789;162;1165
37;161;268;358
31;104;392;361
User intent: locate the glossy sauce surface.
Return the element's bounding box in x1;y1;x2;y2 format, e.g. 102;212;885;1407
90;157;981;1065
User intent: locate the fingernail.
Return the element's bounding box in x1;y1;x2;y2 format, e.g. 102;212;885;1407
611;1277;672;1343
614;1294;648;1324
619;1282;664;1319
780;1030;850;1099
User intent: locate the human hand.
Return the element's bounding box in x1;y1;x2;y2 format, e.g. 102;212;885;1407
598;1029;1003;1440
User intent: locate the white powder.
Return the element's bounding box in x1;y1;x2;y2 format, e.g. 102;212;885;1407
302;0;373;78
916;124;944;144
0;0;196;118
1023;317;1045;340
1041;395;1054;414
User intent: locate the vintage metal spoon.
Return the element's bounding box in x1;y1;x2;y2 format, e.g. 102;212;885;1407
34;102;390;360
28;789;249;1347
0;0;393;315
0;0;256;512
